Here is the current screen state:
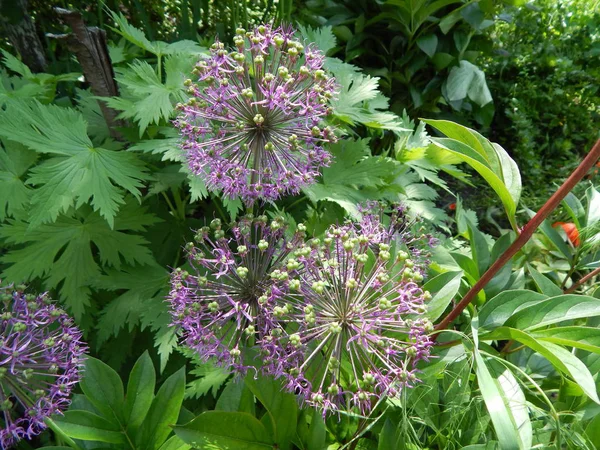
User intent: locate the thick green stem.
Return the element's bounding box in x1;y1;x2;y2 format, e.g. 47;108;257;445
433;139;600;337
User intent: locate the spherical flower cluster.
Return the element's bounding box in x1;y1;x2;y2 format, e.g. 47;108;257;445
168;215;310;373
265;204;435;415
0;286;86;448
175;24;337;204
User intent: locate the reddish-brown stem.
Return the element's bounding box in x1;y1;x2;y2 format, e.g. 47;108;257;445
433;139;600;339
565;266;600;294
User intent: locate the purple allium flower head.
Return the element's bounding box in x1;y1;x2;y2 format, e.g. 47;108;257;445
175;24;338;205
267;204;435;415
0;286;86;448
169;215;309;373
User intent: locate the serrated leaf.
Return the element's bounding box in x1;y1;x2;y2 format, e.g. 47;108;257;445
111;56;194;135
186;362;230;399
0;99;148;227
0;203;157;318
329;70;406;133
0;140;36;220
298;25;337;55
303;139;397;217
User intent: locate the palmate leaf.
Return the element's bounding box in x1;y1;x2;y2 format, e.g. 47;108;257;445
330;71;407;134
0;140;36;220
108;54;195;135
0;99;149;228
0;202;159;319
303;139;397;217
94;263;177;371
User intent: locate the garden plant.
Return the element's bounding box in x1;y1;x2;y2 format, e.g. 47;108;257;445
0;2;600;449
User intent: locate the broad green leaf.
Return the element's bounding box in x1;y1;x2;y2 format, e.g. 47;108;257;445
532;326;600;353
124;351;156;432
307;409;326;450
417;34;438;57
485;358;532;449
245;375;298;450
526;265;563;296
446;61;492;106
424;120;521;230
0;100;148;227
504;294;600;331
80;357;125;425
483;327;600;404
378;418;397;450
216;380;255;414
137;367;186;450
586;186;600;227
478;290;547;331
52;411;126;444
471;316;522;450
562;192;585;228
174;411;273;449
157;436;191;450
423;271;463;321
468;220;490;276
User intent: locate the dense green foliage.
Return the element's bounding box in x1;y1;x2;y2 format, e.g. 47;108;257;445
0;1;600;449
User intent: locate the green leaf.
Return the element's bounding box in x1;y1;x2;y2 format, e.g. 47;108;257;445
468;220;491;276
471;316;522;450
0;100;148;227
52;411;126;444
532;326;600;354
526;265;563;296
307;409;326;450
416;34;438;57
158;436;191;450
504;294;600;331
423;271;463;321
216;380;255;414
125;351;156;433
303;139;397;217
137;367;186;450
446;61;492;106
424;120;521;230
96;264;169;344
174;411;274;449
483;327;600;404
185;362;230;399
329;69;406;133
244;375;298;450
485;358;532;449
0;204;157;318
298;25;337;55
586;186;600;227
0;140;36;220
378;418;397;450
478;290;547;331
80;357;125;425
